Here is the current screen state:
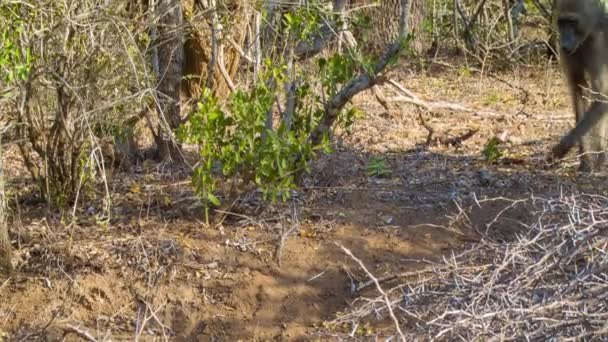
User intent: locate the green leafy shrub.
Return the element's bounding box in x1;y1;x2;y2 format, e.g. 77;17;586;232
483;136;503;163
179;42;379;207
366;156;392;178
179;0;409;211
178;66;331;206
0;6;32;95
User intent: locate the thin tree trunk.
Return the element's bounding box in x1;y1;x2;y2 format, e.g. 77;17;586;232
181;0;250;101
205;0;219;90
253;10;261;79
503;0;514;42
0;134;12;274
155;0;185;162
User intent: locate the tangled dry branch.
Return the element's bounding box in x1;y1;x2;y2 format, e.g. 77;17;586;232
331;193;608;341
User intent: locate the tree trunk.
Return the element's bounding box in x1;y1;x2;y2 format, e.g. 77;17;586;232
503;0;515;42
154;0;185;162
181;0;251;101
0;135;12;275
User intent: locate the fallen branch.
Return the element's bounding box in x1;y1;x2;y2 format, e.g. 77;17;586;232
416;106;478;147
433;128;479;147
390;93;502;117
371;85;390;110
336;242;406;341
64;324;98;342
378;78;505;117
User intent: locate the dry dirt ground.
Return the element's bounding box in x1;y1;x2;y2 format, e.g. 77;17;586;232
2;58;608;341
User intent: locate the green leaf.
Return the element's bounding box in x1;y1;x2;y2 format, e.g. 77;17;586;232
482;137;503;163
318;57;327;70
207;193;221;206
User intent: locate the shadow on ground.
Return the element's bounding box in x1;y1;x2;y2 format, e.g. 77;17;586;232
3;136;608;341
3;60;608;340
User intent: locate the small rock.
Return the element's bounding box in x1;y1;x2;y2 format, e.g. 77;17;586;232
508;135;523;144
498;131;508;142
477;169;493;186
379;214;394;225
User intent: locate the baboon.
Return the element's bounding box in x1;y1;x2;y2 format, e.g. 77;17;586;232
550;0;608;172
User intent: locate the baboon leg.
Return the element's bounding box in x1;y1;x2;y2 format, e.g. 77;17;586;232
584;61;608;171
588;120;608;169
576;122;593;173
553;101;608;171
599;107;608;168
578;119;593;173
587;97;608;170
563;61;593;171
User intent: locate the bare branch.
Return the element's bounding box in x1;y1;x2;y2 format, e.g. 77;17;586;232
311;0;412;145
293;0;348;61
336;242;406;341
0;131;12;275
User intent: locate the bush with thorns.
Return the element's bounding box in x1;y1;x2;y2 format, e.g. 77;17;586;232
325;194;608;340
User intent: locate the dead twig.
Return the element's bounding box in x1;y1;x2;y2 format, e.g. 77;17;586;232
325;193;608;340
416;110;479;147
63;324;99;342
275;199;300;267
335;242;406;341
390;92;503;117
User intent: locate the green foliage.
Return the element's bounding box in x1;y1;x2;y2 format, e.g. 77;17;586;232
0;7;32;90
336;107;364;136
352;12;373;44
483;91;503;106
179;48;372;206
178;66;330;205
283;6;323;43
421;15;434;37
179;0;409;209
482;137;503;163
366;156;392;178
318;54;357;97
